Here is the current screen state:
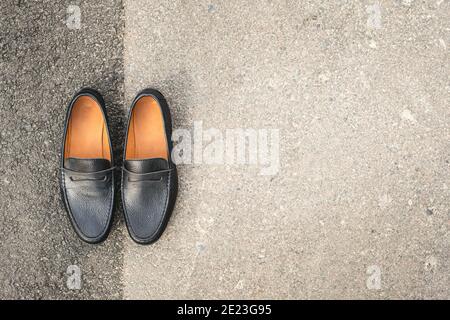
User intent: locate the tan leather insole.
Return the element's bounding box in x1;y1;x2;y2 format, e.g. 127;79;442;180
65;96;111;160
125;96;168;160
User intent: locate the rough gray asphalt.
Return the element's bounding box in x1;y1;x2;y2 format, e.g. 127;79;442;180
0;0;124;299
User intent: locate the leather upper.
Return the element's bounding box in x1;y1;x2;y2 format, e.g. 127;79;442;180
121;89;178;244
122;165;177;241
65;158;111;172
60;88;115;244
61;166;114;239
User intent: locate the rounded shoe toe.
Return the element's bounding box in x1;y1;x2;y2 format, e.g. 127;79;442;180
65;187;114;243
124;190;168;244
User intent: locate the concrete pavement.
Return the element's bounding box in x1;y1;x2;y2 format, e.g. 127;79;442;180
123;0;449;299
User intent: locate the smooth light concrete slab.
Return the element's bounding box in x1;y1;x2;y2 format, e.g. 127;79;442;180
123;0;449;299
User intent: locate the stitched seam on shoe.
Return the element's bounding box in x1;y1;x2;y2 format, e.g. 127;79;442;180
147;170;170;240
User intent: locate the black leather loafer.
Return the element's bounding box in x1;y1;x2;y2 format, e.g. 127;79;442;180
122;89;178;245
60;88;115;244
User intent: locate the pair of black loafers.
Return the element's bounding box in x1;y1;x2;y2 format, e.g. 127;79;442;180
60;88;178;245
